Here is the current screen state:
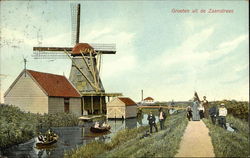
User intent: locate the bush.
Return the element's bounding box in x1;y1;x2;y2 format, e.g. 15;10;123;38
0;104;79;149
210;100;249;120
0;104;38;148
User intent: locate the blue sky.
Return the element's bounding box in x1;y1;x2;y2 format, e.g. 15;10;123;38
0;1;249;102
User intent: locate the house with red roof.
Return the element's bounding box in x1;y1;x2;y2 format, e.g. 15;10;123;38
143;97;155;104
4;69;84;116
107;97;137;119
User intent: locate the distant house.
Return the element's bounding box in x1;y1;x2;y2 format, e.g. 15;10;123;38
107;97;137;119
4;69;84;116
143;97;155;104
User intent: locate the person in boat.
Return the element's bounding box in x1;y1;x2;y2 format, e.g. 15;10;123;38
102;122;110;128
38;132;45;142
45;129;56;142
94;122;100;128
147;111;158;133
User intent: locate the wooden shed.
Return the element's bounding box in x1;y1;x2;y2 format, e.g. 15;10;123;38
107;97;137;119
4;69;85;116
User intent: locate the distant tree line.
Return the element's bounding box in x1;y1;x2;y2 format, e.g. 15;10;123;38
210;100;248;121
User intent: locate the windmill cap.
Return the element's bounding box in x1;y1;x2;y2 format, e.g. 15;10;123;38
72;43;94;55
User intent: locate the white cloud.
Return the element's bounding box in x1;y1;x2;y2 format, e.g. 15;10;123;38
80;22;138;79
157;27;214;70
218;34;248;49
146;26;248;101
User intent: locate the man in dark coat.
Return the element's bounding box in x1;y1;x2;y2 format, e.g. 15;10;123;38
209;105;217;124
159;108;166;130
186;106;193;121
147;111;158;133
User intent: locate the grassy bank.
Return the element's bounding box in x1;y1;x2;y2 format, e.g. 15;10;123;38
0;104;78;149
203;115;249;157
65;110;188;158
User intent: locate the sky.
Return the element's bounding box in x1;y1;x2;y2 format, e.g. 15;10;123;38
0;1;249;102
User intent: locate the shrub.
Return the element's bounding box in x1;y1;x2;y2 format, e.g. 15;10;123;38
0;104;79;149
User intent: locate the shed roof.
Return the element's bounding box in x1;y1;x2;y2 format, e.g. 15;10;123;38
118;97;137;106
144;97;154;101
27;70;81;97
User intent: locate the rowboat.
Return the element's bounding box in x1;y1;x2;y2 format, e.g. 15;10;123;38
36;135;59;148
90;126;111;133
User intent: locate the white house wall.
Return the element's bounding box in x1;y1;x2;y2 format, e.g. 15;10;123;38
4;72;48;114
107;106;125;119
107;98;125;119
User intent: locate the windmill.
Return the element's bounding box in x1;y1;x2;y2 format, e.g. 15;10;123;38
32;3;122;115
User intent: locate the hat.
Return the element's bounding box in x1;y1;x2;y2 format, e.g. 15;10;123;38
220;103;225;106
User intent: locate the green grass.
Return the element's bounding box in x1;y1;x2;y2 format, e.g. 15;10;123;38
0;104;79;149
64;110;188;158
203;115;249;157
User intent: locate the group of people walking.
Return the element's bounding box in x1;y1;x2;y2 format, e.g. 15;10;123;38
186;94;228;129
186;96;209;121
147;108;166;133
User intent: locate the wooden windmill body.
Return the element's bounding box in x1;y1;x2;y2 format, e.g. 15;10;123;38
33;4;122;115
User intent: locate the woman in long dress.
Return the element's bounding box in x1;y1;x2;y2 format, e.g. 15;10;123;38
191;100;200;121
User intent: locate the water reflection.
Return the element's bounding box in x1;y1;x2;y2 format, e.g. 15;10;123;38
3;114;157;158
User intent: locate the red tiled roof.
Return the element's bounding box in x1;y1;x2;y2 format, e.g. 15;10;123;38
118;97;137;106
144;97;154;101
72;43;94;55
27;70;81;97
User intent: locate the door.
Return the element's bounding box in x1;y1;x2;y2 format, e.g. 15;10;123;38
64;98;69;113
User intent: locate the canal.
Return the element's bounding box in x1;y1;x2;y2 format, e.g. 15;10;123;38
2;112;168;158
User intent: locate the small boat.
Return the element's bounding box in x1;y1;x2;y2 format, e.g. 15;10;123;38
36;135;59;148
90;126;111;133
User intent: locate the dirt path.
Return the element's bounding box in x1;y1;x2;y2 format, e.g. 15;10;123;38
175;120;215;157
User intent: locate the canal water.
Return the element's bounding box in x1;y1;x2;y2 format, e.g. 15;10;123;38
2;113;165;158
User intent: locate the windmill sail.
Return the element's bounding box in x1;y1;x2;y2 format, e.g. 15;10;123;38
71;3;80;45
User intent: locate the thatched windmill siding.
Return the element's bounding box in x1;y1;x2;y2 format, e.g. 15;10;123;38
4;69;84;116
107;97;137;119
